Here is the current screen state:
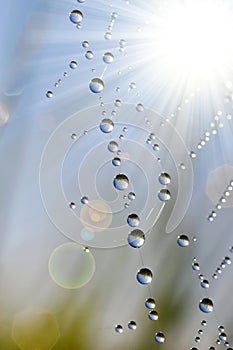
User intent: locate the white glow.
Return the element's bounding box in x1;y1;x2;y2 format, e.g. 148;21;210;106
151;0;233;84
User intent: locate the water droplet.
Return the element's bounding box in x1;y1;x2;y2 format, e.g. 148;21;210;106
113;174;129;190
179;163;186;170
100;118;114;133
119;39;126;46
192;262;200;271
201;279;209;289
85;50;94;59
114;99;121;107
219;333;227;341
104;31;112;40
81;196;89;204
189;151;197;159
201;320;207;326
218;326;225;332
223;256;231;265
82;40;89;48
112;157;121;166
129;82;136;89
128;192;136;200
103;52;114;64
159;172;171;185
71;133;77;140
149;310;158;320
136;268;153;285
69;202;76;209
69;10;83;24
155;332;165;343
153;144;160;151
69;60;77;69
89;78;104;93
136;103;144;112
115;324;123;333
46;91;53;98
127;213;140;227
177;234;190;247
128;229;145;248
149;132;156;140
111;12;118;19
63;72;68;77
145;298;155;309
158;189;171;201
198;329;203;335
108;141;119;152
195;337;201;343
83;246;89;253
199;298;214;313
128;321;137;330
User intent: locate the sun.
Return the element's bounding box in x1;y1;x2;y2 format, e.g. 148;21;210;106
149;0;233;86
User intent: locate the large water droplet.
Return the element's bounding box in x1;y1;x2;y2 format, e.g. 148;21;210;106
128;321;137;330
158;189;171;201
177;234;190;247
128;229;145;248
89;78;104;93
69;10;83;24
145;297;156;309
159;172;171;185
199;298;214;313
127;213;140;227
155;332;165;343
113;174;129;191
100;119;114;133
103;52;114;64
136;268;153;285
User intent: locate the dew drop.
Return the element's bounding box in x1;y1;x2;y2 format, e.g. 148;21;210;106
104;31;112;40
69;60;78;69
127;213;140;227
149;310;158;321
155;332;165;343
89;78;104;93
136;103;144;112
100;119;114;133
136;268;153;285
103;52;114;64
159;172;171;185
189;151;197;159
128;321;137;330
177;234;190;247
201;279;209;289
199;298;214;313
85;50;94;59
113;174;129;190
69;202;76;209
219;333;227;341
145;298;155;309
153;144;160;151
46;91;53;98
81;196;89;204
128;229;145;248
112;157;121;166
128;192;136;200
108;141;119;152
192;262;200;271
158;189;171;201
69;10;83;24
115;324;123;333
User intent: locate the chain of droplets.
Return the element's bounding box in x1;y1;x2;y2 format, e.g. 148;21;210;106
211;248;232;281
189;110;232;160
104;11;118;40
207;179;233;222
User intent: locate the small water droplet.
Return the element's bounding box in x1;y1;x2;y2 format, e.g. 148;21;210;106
114;99;121;107
201;279;209;289
69;10;83;24
189;151;197;159
177;234;190;247
153;144;160;151
201;320;207;326
69;60;78;69
46;91;53;98
104;31;112;40
89;78;104;93
219;333;227;341
145;298;155;309
179;163;186;170
136;268;153;285
128;229;145;248
81;196;88;204
128;192;136;200
155;332;165;343
69;202;76;209
103;52;114;64
108;141;119;152
85;50;94;59
127;213;140;227
149;310;158;320
115;324;123;333
112;157;121;166
128;321;137;330
159;172;171;185
100;118;114;133
136;103;144;112
199;298;214;313
113;174;129;190
192;262;200;271
158;189;171;201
